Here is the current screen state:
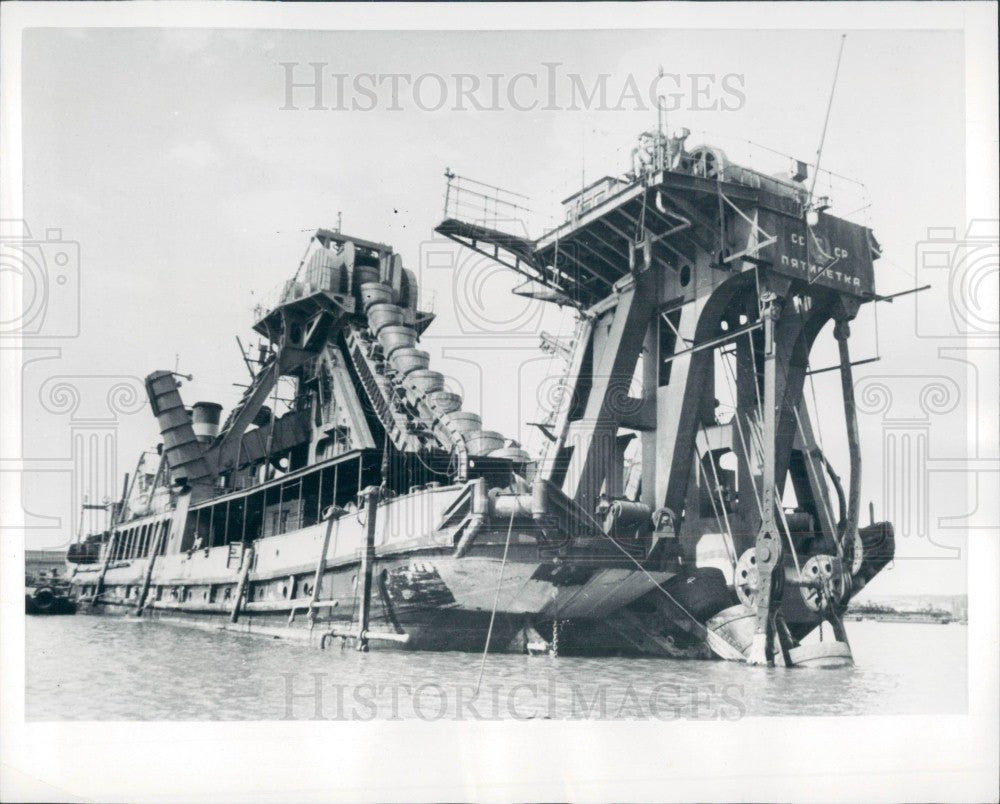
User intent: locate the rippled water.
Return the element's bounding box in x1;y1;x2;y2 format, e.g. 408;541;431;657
25;615;966;720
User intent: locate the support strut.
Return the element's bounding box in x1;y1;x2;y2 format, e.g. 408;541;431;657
356;486;380;652
834;318;861;562
748;292;787;666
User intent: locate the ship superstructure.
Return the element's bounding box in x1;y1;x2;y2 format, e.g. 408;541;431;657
435;127;896;666
66;125;897;667
66;229;685;654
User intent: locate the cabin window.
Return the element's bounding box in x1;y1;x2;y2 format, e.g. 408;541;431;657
244;490;265;541
319;464;340;515
225;497;245;544
301;471;320;528
196;507;211;548
210;502;229;548
263;479;304;537
181;512;197;551
282;479;303;532
158;521;172;555
148;521;161;557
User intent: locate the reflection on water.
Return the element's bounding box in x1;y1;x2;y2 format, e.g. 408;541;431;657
25;615;966;720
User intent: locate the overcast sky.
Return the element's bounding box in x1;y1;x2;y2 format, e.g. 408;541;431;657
17;26;981;595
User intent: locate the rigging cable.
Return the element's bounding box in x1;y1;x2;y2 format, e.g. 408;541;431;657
475;508;517;694
808;34;848;209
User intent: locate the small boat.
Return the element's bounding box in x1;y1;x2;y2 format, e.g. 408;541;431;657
25;572;77;615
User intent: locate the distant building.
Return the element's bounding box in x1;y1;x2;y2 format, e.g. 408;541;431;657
25;549;65;580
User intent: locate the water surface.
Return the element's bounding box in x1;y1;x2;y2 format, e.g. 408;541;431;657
25;615;966;720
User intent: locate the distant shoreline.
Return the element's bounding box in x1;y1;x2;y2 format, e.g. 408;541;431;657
849;612;964;625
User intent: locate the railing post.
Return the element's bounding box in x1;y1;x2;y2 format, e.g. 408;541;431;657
307;507;338;627
356;486;380;651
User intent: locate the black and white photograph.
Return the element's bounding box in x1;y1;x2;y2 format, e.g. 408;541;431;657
1;2;997;801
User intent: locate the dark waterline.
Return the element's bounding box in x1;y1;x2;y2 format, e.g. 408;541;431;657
25;615;967;720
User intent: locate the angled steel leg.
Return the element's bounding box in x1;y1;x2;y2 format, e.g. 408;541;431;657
747;293;788;666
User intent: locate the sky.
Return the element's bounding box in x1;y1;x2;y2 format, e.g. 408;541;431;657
14;26;989;595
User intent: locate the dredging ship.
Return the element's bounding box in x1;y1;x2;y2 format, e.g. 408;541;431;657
66;126;896;667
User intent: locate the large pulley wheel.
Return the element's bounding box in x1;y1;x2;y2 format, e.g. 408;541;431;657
734;549;760;609
799;554;849;613
688;146;726;180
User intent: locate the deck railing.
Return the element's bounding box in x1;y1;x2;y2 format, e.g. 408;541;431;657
442;170;559;240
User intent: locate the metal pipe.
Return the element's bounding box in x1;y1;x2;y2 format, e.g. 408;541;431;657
662;320;763;366
356;486;380;651
748;293;785;666
229;545;255;624
93;528;120;606
134;520;169;615
307;508;339;626
834;320;862;551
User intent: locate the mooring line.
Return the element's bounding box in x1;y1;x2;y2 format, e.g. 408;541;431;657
475;508;516;694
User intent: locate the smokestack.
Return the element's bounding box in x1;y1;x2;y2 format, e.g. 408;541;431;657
145;371;214;486
191;401;223;443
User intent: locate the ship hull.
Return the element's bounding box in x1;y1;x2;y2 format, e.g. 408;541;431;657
73;548;672;654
